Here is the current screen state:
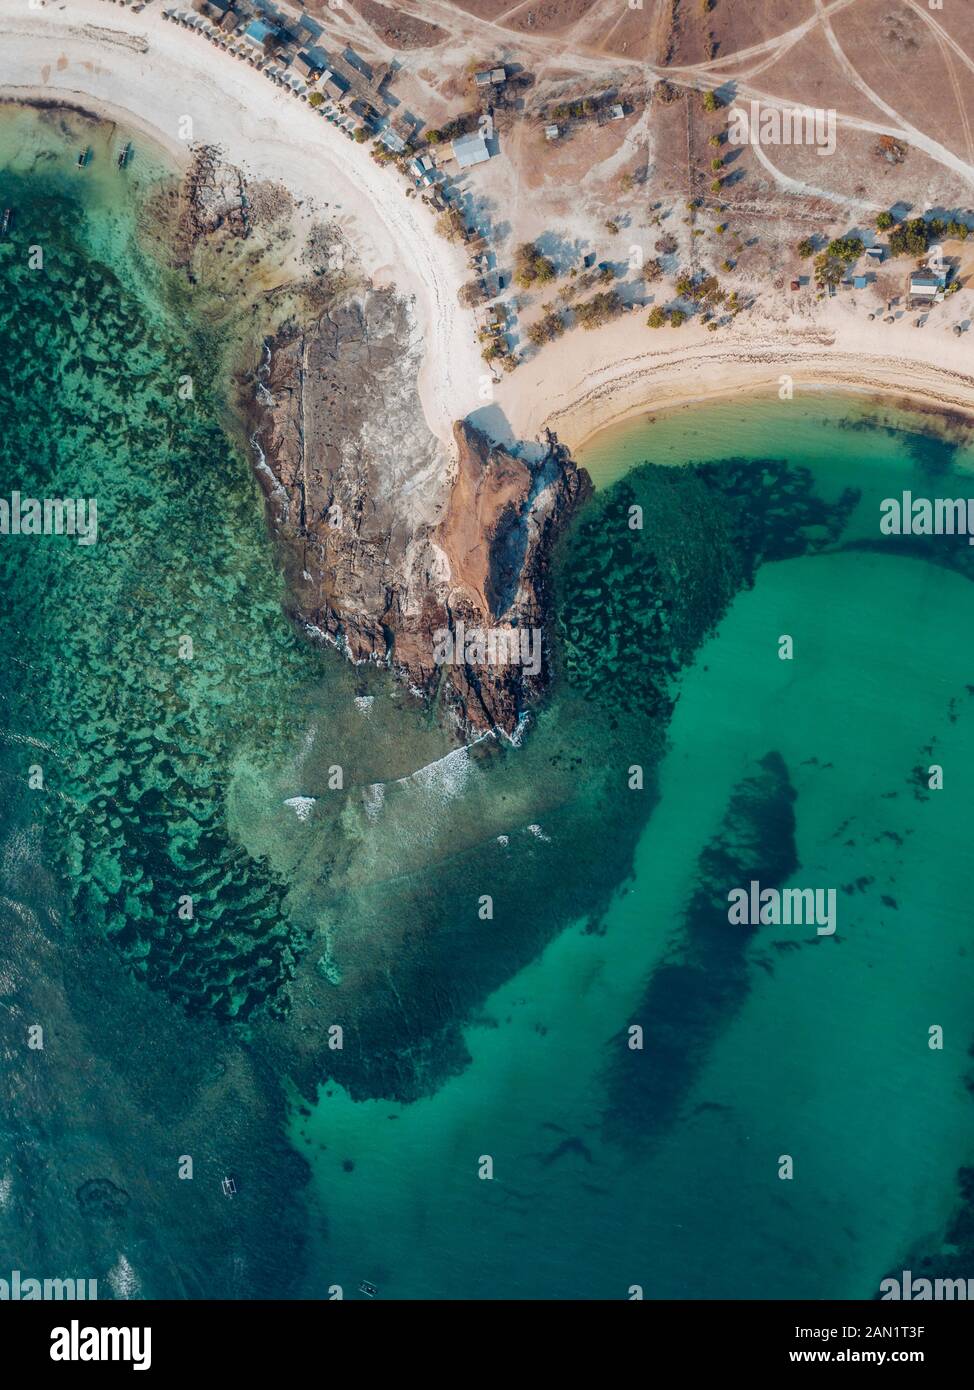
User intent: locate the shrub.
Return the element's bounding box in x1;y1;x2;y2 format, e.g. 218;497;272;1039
574;290;624;330
797;238;815;259
527;310;566;347
669;309;686;327
514;241;557;288
647;305;667;328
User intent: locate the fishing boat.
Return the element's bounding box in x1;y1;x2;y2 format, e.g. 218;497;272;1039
117;141;132;170
358;1280;377;1298
76;147;91;170
0;208;11;237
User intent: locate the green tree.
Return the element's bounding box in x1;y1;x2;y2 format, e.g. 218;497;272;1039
514;242;557;288
574;291;623;329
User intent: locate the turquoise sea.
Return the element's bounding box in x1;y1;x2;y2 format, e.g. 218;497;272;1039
1;106;973;1300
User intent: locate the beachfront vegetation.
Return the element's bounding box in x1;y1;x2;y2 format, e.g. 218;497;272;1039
527;310;567;347
574;291;624;330
813;235;863;286
435;208;466;243
514;241;557;289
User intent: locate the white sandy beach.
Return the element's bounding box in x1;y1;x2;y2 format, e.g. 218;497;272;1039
0;0;486;449
495;304;974;454
2;0;974;458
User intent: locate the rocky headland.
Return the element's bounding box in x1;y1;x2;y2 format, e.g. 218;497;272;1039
246;287;592;737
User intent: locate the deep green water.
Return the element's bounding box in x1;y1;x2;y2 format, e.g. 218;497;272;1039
2;108;973;1300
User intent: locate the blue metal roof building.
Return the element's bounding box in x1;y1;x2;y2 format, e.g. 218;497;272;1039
452;132;491;169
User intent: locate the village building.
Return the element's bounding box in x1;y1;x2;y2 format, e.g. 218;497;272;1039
219;9;239;31
391;113;417;141
545;125;560;141
292;51;321;83
193;0;229;21
909;269;947;304
320;73;347;103
243;19;277;55
452;131;491;169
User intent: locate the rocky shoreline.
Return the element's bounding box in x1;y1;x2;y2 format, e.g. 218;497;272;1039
243;290;592;738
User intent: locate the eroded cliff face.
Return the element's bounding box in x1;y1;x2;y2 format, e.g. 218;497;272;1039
248;289;591;736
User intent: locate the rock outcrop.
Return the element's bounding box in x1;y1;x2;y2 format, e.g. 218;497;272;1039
248;289;591;736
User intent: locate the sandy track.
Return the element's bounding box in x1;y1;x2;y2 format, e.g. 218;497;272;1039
0;0;484;448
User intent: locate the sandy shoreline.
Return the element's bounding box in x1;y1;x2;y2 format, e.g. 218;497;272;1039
494;312;974;455
0;0;485;448
2;0;974;461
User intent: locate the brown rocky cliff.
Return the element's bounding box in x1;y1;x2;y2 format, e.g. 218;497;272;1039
246;291;591;737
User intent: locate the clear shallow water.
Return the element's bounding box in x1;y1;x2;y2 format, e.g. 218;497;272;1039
2;106;973;1300
291;401;974;1299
